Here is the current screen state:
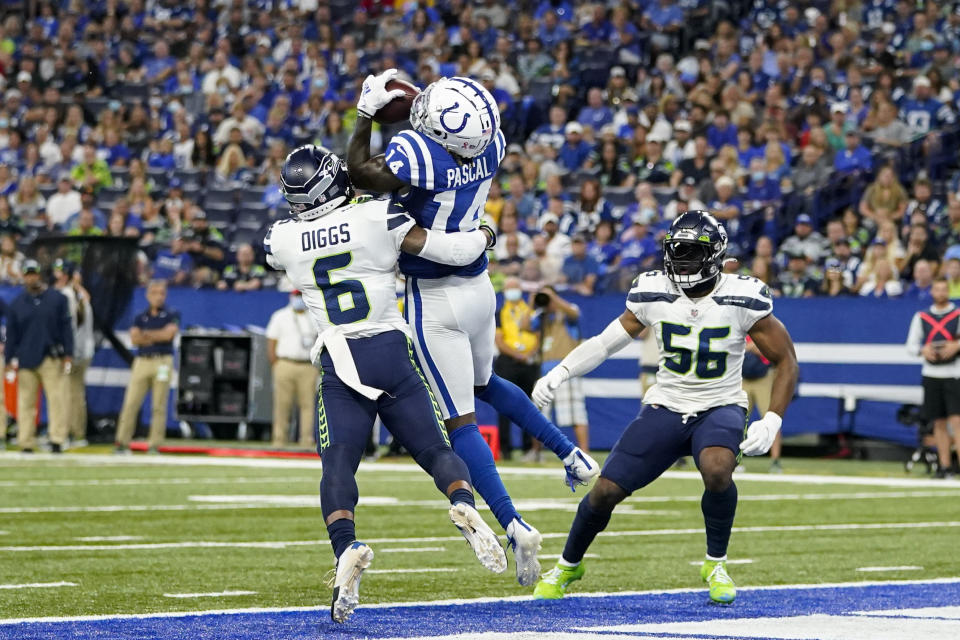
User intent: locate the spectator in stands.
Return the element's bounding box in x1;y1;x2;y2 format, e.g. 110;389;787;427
634;134;673;184
266;290;318;448
821;258;854;297
944;258;960;299
558;122;591;173
494;206;532;263
46;173;81;229
68;207;104;237
9;176;45;222
214;102;265;149
152;234;193;287
905;277;960;477
493;276;541;460
561;234;600;296
860;257;903;298
566;179;612;234
834;130;873;175
860;165;909;223
904;259;935;302
906;179;945;228
593;140;633;188
0;234;24;285
529;104;569;152
218;244;268;292
115;281;180;454
577;87;613;131
5;259;73;453
617;213;659;290
70;144;112;191
903;224;941;281
529;286;589;454
53;260;94;449
531;231;563;286
868;100;911;150
588;220;621;289
775;252;819;298
778;214;828;264
672;134;711;188
825;103;854;151
706;109;737;152
792;144;831;197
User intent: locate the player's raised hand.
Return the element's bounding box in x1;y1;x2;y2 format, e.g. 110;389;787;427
357;68;407;118
739;411;783;456
532;365;569;409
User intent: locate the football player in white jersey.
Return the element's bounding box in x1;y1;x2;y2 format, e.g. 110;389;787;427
265;145;508;623
531;211;799;604
347;69;599;586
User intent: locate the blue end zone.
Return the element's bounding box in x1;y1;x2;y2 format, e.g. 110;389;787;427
6;580;960;640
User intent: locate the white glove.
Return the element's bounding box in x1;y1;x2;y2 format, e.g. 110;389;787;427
532;365;569;409
739;411;783;456
356;68;406;118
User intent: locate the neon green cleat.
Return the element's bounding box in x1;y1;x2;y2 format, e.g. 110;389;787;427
700;559;737;604
533;562;585;599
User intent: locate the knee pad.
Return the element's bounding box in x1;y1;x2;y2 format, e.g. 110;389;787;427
319;444;362;521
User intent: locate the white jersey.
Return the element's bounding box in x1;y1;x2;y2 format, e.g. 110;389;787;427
264;195;414;340
626;271;773;414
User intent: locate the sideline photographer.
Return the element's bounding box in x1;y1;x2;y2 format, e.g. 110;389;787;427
906;277;960;477
526;286;590;454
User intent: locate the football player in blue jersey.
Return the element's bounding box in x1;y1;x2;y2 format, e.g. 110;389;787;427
347;69;600;586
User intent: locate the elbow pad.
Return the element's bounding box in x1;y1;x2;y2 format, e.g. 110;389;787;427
418;229;487;266
560;317;635;379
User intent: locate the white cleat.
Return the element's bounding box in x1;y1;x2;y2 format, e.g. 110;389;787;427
563;447;600;491
506;517;542;586
449;502;507;575
330;541;374;623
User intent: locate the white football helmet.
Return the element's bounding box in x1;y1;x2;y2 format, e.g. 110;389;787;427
409;76;501;158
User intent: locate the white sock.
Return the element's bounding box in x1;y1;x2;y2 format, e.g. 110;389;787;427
706;554;727;563
558;557;580;568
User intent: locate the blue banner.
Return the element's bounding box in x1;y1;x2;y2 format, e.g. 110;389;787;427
0;286;926;449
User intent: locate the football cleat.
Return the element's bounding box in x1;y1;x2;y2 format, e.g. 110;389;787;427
700;559;736;604
330;541;374;623
563;448;600;491
533;562;585;599
449;503;507;574
506;517;542;586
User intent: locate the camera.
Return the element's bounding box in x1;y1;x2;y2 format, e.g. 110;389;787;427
533;292;551;308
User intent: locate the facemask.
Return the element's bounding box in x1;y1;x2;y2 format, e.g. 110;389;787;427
751;171;765;182
291;296;306;311
504;288;522;302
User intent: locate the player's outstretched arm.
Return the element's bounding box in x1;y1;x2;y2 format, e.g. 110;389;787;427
741;313;799;456
347;115;406;193
400;224;496;266
532;310;645;408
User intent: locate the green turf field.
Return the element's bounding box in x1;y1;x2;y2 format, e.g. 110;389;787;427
1;451;959;621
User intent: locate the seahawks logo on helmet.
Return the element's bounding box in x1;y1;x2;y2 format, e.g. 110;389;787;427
280;145;353;221
662;210;728;288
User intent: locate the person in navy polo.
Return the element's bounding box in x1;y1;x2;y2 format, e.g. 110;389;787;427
114;280;180;454
5;259;73;453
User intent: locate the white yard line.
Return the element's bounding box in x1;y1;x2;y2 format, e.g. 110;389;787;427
0;476;318;488
3;578;960;625
855;566;924;572
2;520;959;552
379;547;446;554
690;559;754;566
162;590;257;599
3;454;959;489
4;489;958;516
0;582;77;590
74;536;143;542
367;568;459;575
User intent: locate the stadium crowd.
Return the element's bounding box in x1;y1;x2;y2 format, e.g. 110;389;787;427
1;0;960;301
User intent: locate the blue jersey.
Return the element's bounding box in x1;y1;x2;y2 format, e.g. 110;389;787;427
386;128;506;279
899;98;955;136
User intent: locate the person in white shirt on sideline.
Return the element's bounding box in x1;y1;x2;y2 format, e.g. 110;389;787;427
53;259;95;448
265;290;319;447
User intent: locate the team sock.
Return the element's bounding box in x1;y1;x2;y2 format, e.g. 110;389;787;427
701;482;738;559
327;518;357;560
561;494;612;565
448;487;476;508
477;374;575;459
449;424;520;530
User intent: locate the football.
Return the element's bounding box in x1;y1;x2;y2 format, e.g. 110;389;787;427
373;78;420;125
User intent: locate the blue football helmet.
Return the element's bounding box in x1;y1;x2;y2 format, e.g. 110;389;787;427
662;210;728;287
280;145;353;220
